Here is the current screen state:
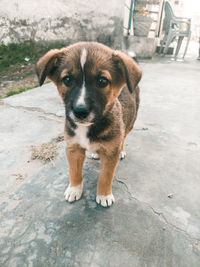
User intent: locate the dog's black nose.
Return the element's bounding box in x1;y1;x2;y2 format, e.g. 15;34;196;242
73;104;89;119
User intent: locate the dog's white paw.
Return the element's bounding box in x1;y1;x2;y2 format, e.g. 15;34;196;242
64;182;83;202
96;194;115;207
120;151;126;160
91;153;100;160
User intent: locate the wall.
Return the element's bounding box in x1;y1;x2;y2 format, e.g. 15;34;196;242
0;0;124;49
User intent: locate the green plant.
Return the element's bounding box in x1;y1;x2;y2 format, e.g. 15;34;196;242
0;41;66;74
5;84;39;97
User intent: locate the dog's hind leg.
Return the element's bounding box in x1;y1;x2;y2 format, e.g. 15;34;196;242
91;153;100;160
120;139;126;160
64;145;85;202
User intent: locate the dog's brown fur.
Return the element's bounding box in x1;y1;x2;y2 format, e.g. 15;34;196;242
36;42;142;207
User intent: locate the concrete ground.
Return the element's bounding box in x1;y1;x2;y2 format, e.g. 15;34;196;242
0;56;200;267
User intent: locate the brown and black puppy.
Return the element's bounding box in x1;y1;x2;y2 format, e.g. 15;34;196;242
36;42;142;207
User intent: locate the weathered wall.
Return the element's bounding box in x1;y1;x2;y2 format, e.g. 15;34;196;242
0;0;124;48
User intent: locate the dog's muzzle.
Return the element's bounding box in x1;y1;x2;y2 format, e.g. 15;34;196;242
73;104;89;120
70;103;94;125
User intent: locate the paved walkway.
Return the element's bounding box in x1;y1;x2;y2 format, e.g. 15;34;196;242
0;57;200;267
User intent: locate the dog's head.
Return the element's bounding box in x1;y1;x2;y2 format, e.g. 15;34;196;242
36;42;142;126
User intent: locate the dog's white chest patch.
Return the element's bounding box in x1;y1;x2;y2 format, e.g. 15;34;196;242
72;125;91;151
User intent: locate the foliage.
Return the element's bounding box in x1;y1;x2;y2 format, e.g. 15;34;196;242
5;84;39;97
0;41;66;74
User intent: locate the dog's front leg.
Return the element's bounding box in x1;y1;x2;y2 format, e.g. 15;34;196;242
96;151;120;207
64;145;85;202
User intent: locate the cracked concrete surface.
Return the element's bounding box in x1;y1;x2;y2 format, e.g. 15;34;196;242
0;58;200;266
116;178;200;245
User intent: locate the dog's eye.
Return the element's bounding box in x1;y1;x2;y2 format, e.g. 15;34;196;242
62;76;73;87
97;77;109;88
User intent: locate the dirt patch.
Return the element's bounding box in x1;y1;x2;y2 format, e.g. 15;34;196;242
0;41;66;98
31;136;64;164
11;173;24;181
31;142;59;164
52;135;65;143
0;63;39;98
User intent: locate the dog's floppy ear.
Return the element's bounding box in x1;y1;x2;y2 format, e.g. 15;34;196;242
36;49;63;86
112;51;142;93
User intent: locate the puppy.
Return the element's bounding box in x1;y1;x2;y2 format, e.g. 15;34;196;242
36;42;142;207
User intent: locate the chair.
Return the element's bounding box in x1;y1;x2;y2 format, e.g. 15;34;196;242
159;1;191;59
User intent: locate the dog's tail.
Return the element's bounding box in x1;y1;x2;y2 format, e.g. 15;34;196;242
127;51;138;63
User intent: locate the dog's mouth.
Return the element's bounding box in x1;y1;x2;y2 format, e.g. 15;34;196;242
69;111;95;126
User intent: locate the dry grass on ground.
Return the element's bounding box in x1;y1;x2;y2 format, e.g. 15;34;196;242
31;135;64;164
